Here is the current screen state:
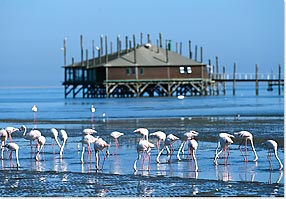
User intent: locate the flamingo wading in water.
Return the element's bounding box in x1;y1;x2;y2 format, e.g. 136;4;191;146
59;129;68;157
108;131;124;155
214;133;234;165
156;134;179;164
188;139;199;171
134;128;149;141
133;139;154;172
234;130;258;162
262;140;283;171
35;135;46;161
5;143;20;168
177;130;199;161
19;125;42;149
94;137;110;170
149;131;167;154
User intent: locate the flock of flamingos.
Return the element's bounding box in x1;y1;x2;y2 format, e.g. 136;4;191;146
0;105;283;173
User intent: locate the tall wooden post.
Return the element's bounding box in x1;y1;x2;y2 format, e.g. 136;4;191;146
255;64;259;96
223;66;226;95
180;42;182;55
216;56;219;79
233;63;236;96
195;45;197;61
189;40;192;59
278;64;281;95
63;38;67;66
140;32;143;46
159;32;162;48
92;40;95;68
100;35;103;55
80;35;84;66
105;35;108;63
200;47;203;63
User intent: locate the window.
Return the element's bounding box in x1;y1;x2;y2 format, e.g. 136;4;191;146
140;68;144;75
126;68;130;75
179;66;192;74
132;68;136;75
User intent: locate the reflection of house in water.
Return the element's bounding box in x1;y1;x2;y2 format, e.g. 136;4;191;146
62;33;216;98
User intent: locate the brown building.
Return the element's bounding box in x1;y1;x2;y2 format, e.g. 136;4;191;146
63;35;214;98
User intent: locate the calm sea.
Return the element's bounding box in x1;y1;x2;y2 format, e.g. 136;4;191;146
0;82;284;197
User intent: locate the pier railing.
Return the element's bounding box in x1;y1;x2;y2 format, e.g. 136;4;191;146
213;73;284;81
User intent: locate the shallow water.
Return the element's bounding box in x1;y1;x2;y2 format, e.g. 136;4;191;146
0;84;284;197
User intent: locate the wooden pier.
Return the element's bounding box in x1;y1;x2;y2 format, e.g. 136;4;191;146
62;33;283;98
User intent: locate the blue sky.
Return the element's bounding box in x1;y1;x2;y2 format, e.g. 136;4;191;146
0;0;283;87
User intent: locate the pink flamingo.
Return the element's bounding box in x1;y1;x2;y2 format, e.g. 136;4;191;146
19;125;41;149
35;135;46;161
150;131;167;154
214;133;234;165
134;128;149;141
4;143;20;168
133;139;155;172
262;140;283;170
177;130;199;161
188;139;199;171
156;134;179;164
234;130;258;162
94;137;110;170
109;131;124;155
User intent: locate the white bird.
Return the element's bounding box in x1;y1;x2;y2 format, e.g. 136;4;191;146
134;128;149;141
59;129;68;157
177;130;199;161
50;128;62;148
108;131;124;155
35;135;46;161
234;130;258;162
91;105;96;113
149;131;167;153
5;143;20;168
0;128;8;159
156;134;179;164
188;139;199;171
133;139;154;172
214;133;234;165
32;105;38;112
82;128;97;135
94;137;110;170
19;125;42;148
262;140;283;171
5;127;19;143
80;134;98;163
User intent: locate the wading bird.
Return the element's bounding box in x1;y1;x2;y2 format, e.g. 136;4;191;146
108;131;124;155
149;131;167;154
214;133;234;165
35;135;46;161
50;128;62;149
134;128;149;141
80;134;98;163
0;129;8;159
19;125;42;149
262;140;283;171
188;139;199;171
234;130;258;162
5;143;20;168
83;128;97;135
5;127;19;143
156;134;179;164
94;137;110;170
177;130;199;161
133;139;154;172
59;129;68;157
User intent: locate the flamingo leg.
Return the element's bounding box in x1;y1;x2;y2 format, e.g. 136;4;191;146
268;149;273;170
168;145;173;164
156;146;165;163
177;141;185;161
133;152;140;172
192;149;198;171
244;140;248;162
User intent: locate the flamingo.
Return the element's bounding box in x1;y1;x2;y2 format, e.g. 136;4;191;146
156;134;179;164
5;127;19;143
108;131;124;155
214;133;234;165
32;105;38;128
262;140;283;171
133;139;155;172
80;134;98;163
50;128;62;148
83;128;97;135
188;139;199;171
19;125;41;148
91;105;96;113
4;143;20;168
0;128;8;159
134;128;149;141
35;135;46;161
149;131;167;153
59;130;68;157
234;130;258;162
177;130;199;161
94;137;110;170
